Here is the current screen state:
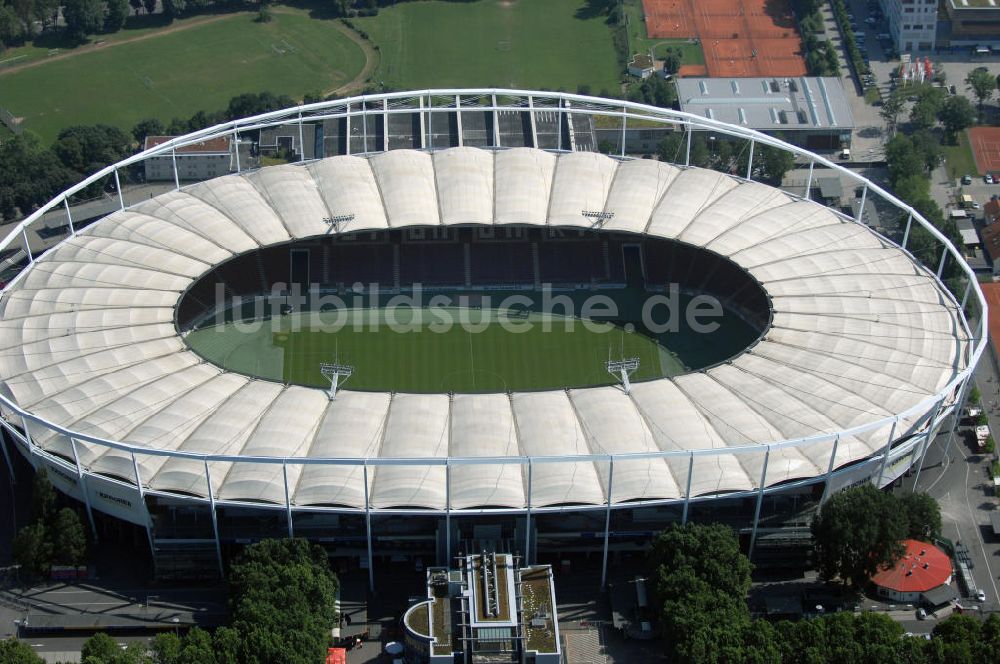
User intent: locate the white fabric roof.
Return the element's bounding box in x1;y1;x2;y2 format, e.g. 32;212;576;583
0;147;969;510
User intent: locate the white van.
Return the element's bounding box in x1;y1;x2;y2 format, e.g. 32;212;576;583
950;209;969;220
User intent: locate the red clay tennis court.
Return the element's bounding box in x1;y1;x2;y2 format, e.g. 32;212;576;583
969;126;1000;176
642;0;807;78
979;282;1000;344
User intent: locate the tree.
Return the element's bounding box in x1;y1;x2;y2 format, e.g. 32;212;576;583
0;638;45;663
228;539;339;664
31;468;56;525
212;627;240;664
143;0;156;14
880;89;906;137
176;628;216;664
103;0;129;32
885;136;921;183
965;68;996;120
662;50;681;76
12;523;52;577
162;0;185;20
62;0;105;41
898;492;941;540
938;95;976;143
53;124;132;174
656;132;684;164
648;523;752;600
132;118;165;144
81;633;122;663
909;87;945;131
52;507;88;565
597;139;616;155
151;633;182;664
811;484;907;587
647;524;757;663
757;144;795;183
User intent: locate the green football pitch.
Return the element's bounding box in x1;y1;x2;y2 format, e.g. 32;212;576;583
185;308;684;393
351;0;622;93
0;8;366;141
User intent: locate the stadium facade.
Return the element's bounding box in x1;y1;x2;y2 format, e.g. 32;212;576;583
0;91;985;585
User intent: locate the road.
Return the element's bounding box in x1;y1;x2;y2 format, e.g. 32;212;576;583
893;349;1000;615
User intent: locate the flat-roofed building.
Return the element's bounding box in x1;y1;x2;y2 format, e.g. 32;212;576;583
143;136;234;182
675;77;854;151
943;0;1000;49
878;0;938;52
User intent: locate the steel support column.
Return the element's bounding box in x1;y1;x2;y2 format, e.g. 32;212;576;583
937;246;948;279
363;463;374;592
747;447;770;560
681;452;694;524
297;112;306;162
21;228;32;264
855;184;868;223
282;461;293;538
944;376;973;459
962;279;973;310
745;139;755;180
233;129;241;172
804;160;814;199
819;435;841;504
600;458;614;588
70;438;98;540
204;460;224;579
685;124;692;166
876;418;899;488
902;213;913;250
0;426;14;485
346;106;352;156
912;399;945;490
620;108;627;157
171;146;180;190
445;461;451;566
113;169;125;210
525;459;533;565
63;198;75;236
131;451;155;560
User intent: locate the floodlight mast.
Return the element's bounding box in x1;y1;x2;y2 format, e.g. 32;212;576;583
581;210;615;228
607;357;640;394
319;362;354;400
323;213;355;233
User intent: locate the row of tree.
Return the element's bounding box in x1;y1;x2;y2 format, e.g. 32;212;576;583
11;469;88;578
0;90;295;221
649;509;997;664
2;538;339;664
652;131;796;184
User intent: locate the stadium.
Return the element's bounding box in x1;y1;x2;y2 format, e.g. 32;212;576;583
0;90;985;584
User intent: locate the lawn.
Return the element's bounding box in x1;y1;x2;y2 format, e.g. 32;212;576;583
0;8;366;142
351;0;622;93
185;307;679;393
622;0;704;65
942;130;982;180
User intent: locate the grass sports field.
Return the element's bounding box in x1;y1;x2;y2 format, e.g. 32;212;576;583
185;308;684;393
0;8;366;141
352;0;622;93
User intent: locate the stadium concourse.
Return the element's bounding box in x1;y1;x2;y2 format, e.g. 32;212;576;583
0;91;980;582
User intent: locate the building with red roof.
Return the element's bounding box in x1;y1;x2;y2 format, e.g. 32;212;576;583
871;539;954;605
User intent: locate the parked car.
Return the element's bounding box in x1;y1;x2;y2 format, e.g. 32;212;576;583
976;590;986;602
865;16;878;25
916;608;927;620
986;174;996;185
962;174;973;185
